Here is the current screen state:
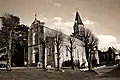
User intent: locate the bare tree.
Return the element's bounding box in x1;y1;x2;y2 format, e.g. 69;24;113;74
74;27;99;71
66;37;76;69
87;34;99;70
46;29;64;71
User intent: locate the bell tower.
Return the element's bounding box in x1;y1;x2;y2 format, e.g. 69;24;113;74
73;10;84;37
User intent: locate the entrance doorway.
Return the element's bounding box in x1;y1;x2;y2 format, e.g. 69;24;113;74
35;52;39;63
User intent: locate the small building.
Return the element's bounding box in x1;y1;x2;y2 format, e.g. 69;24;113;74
115;51;120;64
98;47;116;65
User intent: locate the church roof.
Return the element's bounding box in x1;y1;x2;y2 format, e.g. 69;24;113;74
31;14;41;27
30;14;45;29
75;12;84;25
32;19;41;25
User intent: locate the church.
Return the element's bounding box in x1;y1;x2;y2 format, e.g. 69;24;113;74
27;11;99;68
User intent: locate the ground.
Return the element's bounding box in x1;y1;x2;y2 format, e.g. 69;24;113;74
93;65;120;80
0;65;120;80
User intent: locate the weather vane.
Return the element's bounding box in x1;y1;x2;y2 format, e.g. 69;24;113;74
76;8;78;12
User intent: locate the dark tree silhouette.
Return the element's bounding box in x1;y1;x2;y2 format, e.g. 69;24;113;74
0;13;20;70
66;37;76;69
13;24;29;66
0;13;20;47
0;13;29;67
75;27;99;71
46;29;64;71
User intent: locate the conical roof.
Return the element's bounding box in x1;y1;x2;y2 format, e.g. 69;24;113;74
75;12;84;25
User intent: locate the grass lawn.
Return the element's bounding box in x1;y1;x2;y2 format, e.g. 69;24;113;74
0;68;97;80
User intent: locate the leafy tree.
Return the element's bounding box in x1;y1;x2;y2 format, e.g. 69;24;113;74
0;13;20;47
0;13;29;67
12;24;29;66
0;13;20;70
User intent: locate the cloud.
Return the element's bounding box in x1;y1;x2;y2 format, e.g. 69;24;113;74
53;21;74;27
53;21;62;26
53;3;61;7
97;34;120;51
46;0;61;7
83;20;94;25
53;17;62;26
115;44;120;50
41;17;47;22
97;34;117;51
43;17;47;20
97;34;117;45
53;17;62;21
64;22;74;27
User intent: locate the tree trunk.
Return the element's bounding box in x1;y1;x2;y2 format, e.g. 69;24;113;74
85;45;93;71
7;30;12;71
53;47;56;68
78;59;80;69
57;55;60;71
42;43;45;69
88;60;93;71
6;58;12;71
88;52;93;71
113;53;116;64
70;52;75;69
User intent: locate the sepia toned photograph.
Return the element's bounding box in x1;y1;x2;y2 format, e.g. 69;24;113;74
0;0;120;80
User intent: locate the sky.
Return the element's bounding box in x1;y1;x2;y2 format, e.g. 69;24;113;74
0;0;120;50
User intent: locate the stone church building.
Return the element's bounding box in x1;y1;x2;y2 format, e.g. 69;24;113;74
28;11;99;68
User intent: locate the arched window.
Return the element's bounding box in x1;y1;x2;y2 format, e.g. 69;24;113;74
32;33;35;45
32;32;38;45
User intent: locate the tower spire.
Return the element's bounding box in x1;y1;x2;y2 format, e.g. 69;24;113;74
75;10;84;25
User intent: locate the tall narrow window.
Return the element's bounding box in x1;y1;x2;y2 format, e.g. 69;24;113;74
66;48;68;57
33;33;35;45
35;33;38;44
